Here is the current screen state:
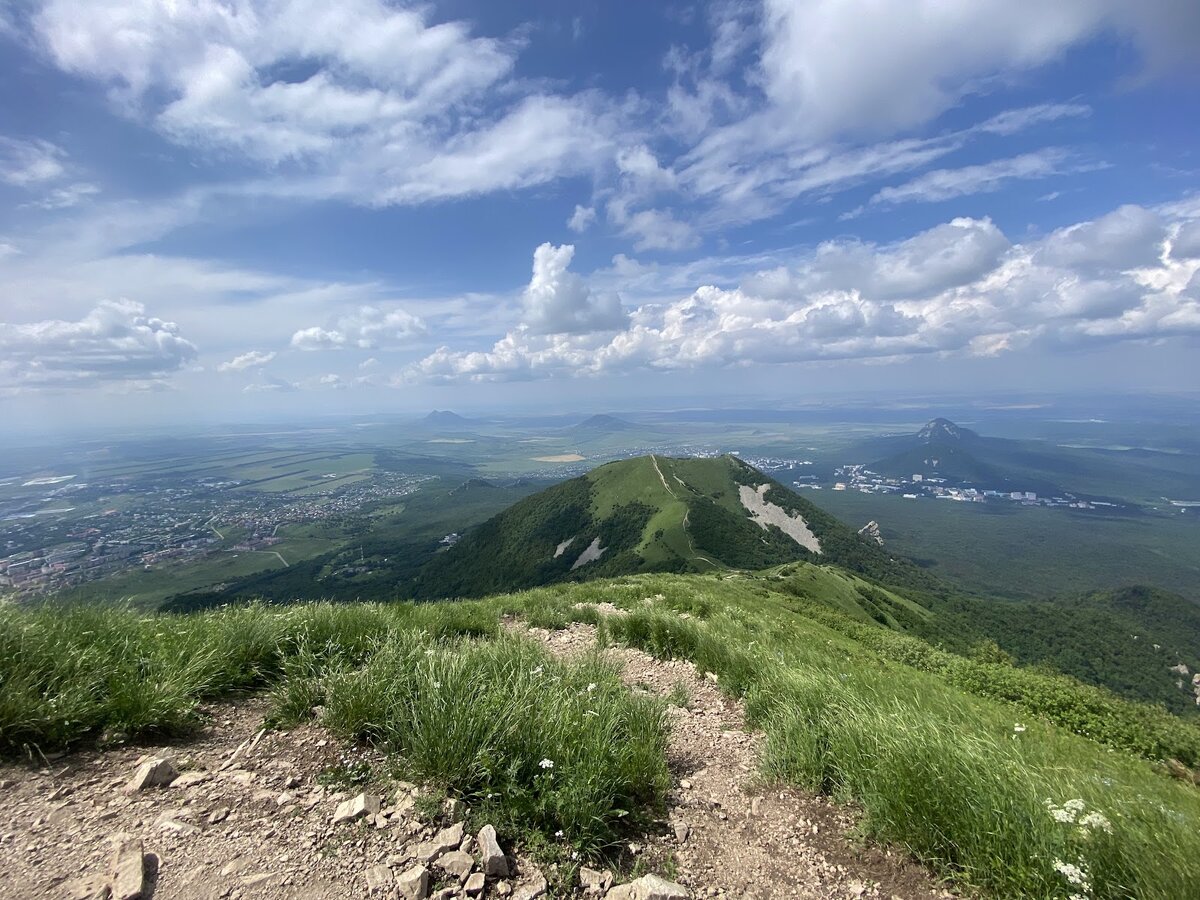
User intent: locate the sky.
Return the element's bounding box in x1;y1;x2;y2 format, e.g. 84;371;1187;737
1;0;1199;433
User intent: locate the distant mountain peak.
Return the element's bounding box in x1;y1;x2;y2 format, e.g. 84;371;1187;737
573;414;633;431
917;418;975;443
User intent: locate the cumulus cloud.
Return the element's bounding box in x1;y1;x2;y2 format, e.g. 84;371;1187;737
291;306;424;351
31;0;615;206
0;299;198;390
522;243;627;334
217;349;275;372
405;203;1199;383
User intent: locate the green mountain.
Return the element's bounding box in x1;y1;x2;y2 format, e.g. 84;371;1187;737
411;454;940;599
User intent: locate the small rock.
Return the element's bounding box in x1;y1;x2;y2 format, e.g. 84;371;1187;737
332;792;381;825
465;872;486;896
512;871;547;900
123;758;178;794
207;807;230;825
495;882;512;897
415;822;464;864
240;873;273;888
605;874;689;900
672;822;690;843
437;849;474;880
396;864;431;900
580;866;613;894
443;797;467;822
170;770;211;789
477;824;508;878
365;864;395;893
109;838;146;900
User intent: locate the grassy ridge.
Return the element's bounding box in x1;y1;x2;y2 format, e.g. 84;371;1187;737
5;574;1200;896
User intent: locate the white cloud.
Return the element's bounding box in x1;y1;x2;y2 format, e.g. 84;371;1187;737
974;103;1091;136
615;208;699;252
291;305;424;350
757;0;1197;142
291;326;347;351
32;0;614;206
217;349;276;372
24;182;101;210
870;150;1074;206
522;243;627;335
0;137;66;186
567;205;596;233
405;203;1200;383
0;300;198;390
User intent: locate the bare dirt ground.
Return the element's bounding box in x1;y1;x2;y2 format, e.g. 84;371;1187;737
0;704;550;900
510;618;956;900
0;611;957;900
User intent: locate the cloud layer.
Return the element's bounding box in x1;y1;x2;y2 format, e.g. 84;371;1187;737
407;204;1200;383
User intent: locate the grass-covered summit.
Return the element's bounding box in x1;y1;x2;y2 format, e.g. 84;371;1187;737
411;454;935;599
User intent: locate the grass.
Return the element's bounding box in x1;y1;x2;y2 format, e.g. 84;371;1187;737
4;574;1200;896
319;632;669;850
594;586;1200;899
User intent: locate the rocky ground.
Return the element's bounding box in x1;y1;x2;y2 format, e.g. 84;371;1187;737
1;606;959;900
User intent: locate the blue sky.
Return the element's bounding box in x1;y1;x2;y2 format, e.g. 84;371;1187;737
1;0;1199;431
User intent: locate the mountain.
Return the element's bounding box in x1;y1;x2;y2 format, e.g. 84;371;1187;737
422;410;474;427
570;414;636;433
410;454;939;599
857;418;1075;497
916;417;977;443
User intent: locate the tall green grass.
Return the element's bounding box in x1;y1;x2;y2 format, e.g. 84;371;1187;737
603;601;1200;899
0;600;495;753
319;631;669;850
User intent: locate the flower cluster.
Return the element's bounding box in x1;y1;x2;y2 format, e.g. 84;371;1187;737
1053;858;1092;900
1044;798;1113;834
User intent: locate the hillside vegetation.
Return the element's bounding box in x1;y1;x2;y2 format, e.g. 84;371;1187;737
409;455;941;600
6;570;1200;897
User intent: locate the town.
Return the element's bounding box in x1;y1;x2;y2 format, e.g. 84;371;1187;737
0;470;433;598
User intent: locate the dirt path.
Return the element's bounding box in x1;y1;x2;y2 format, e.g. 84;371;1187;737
650;455;678;499
0;616;954;900
513;619;954;900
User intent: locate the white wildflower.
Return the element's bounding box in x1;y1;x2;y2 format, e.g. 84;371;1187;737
1053;859;1090;887
1064;798;1086;813
539;758;554;769
432;681;441;689
1013;723;1026;733
554;829;564;838
531;666;544;676
1079;811;1113;833
586;682;597;693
